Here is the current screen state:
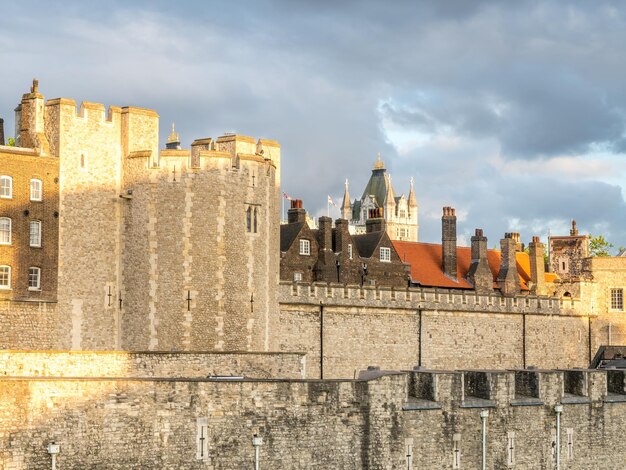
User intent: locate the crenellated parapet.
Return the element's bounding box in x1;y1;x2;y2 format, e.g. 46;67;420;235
279;281;583;316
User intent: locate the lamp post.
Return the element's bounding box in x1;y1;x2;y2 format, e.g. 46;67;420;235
47;442;60;470
554;404;563;470
252;434;263;470
479;409;489;470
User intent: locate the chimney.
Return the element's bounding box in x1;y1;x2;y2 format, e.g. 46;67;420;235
287;199;306;224
318;216;332;250
441;207;457;279
510;232;524;252
467;229;493;293
334;218;350;254
498;233;520;296
570;220;578;236
365;207;385;233
528;236;546;296
0;118;4;146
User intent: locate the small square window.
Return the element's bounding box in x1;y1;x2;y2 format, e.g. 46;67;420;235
30;179;42;201
611;288;623;311
30;220;41;247
0;176;12;198
299;239;310;256
28;267;41;290
380;247;391;262
294;272;302;282
0;265;10;289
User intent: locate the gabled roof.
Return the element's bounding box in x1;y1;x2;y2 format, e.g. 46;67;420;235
353;231;385;258
280;222;305;252
392;241;555;291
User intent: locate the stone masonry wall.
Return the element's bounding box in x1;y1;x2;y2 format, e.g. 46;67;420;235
1;370;626;469
0;350;305;379
277;282;591;378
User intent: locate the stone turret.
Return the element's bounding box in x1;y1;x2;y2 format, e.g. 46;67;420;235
341;179;351;220
17;79;50;153
467;229;493;293
529;236;546;296
442;207;457;279
498;233;520;296
570;220;578;236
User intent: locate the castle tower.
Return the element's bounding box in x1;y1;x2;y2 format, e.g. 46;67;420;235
344;154;418;241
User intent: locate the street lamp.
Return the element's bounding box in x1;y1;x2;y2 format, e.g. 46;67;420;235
47;442;60;470
252;434;263;470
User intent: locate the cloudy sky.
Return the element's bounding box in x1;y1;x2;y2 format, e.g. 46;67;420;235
2;0;626;247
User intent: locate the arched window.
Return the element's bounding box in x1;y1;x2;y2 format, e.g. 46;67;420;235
0;218;11;244
246;207;252;232
253;207;258;233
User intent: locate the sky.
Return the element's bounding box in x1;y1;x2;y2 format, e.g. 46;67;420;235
2;0;626;247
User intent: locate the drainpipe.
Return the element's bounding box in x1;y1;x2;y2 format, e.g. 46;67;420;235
47;442;60;470
319;301;324;380
417;306;422;368
480;409;489;470
252;434;263;470
554;404;563;470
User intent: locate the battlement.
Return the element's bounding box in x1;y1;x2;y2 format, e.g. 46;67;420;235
279;281;583;316
44;98;156;124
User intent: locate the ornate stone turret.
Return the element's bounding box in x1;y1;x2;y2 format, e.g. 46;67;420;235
498;233;520;296
341;179;351;220
408;177;417;210
384;173;395;218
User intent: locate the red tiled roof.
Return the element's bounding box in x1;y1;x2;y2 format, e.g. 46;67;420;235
392;241;554;291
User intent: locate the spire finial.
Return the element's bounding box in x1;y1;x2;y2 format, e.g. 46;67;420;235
167;122;180;144
410;176;414;187
345;178;349;188
374;152;385;170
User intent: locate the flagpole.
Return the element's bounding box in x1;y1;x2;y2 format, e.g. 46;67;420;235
281;195;284;224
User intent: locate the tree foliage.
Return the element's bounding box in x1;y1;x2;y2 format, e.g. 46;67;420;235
6;137;15;146
589;234;614;257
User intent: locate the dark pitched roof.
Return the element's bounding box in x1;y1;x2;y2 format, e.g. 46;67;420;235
360;168;394;207
280;222;305;252
353;232;385;258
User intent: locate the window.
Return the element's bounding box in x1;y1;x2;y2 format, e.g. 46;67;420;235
399;210;406;218
0;218;11;244
28;267;41;290
254;207;258;233
380;246;391;262
246;207;252;232
611;288;623;311
293;272;302;282
0;176;11;198
299;239;310;255
30;220;42;247
0;265;10;289
30;179;42;201
348;243;353;260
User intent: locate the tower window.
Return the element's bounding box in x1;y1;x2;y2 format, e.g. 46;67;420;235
0;265;10;289
30;220;42;247
254;207;258;233
28;267;41;291
0;176;12;198
0;218;11;244
299;239;310;256
30;179;42;201
246;207;252;232
380;247;391;262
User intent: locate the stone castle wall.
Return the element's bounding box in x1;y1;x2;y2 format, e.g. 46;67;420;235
276;282;591;378
0;350;305;379
1;369;625;469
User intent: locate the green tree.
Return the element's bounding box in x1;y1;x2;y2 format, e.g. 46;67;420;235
589;234;614;257
6;137;15;146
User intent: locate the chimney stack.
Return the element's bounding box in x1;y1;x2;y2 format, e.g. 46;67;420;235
287;199;306;224
498;233;520;296
510;232;524;252
467;229;493;293
442;207;457;279
528;236;546;296
0;118;5;146
365;207;385;233
570;220;578;236
318;216;332;251
314;216;337;282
